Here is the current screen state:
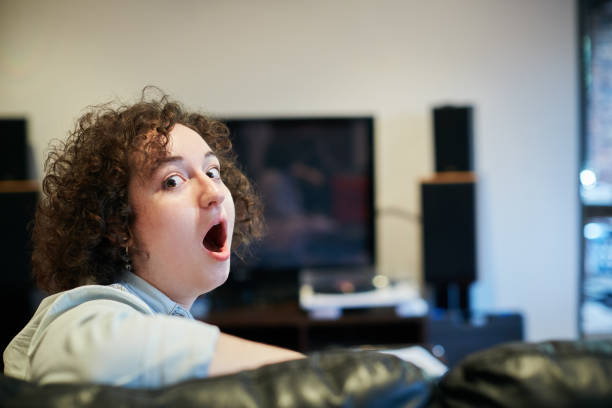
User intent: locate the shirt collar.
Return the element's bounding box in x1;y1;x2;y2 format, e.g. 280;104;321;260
118;271;193;319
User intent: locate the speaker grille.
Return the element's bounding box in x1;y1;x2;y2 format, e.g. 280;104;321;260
421;181;476;284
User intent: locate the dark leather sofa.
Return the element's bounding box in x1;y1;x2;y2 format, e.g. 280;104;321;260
2;339;611;407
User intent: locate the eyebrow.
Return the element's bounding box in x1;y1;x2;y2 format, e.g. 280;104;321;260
151;151;218;173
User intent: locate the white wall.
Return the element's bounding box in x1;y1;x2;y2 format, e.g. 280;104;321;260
0;0;578;341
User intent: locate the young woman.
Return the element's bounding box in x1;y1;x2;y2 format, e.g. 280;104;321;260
2;91;302;387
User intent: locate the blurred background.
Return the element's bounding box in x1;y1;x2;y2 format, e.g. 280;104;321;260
0;0;580;346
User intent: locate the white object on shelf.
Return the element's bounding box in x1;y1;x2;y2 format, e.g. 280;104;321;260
299;281;428;319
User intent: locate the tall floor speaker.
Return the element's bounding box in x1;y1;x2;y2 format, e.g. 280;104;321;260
0;184;38;372
421;174;476;310
0;119;28;180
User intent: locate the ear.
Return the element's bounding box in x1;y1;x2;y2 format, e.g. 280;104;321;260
105;227;133;249
125;226;135;248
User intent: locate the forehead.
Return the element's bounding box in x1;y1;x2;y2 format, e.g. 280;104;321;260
167;123;212;155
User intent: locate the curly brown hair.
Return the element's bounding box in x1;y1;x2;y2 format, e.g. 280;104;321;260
33;90;263;293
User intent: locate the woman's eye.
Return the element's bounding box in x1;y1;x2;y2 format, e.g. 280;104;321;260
162;175;184;190
206;167;221;180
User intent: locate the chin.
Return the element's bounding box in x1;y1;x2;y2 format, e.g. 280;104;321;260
204;264;230;293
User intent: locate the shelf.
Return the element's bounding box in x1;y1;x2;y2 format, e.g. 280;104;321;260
202;301;425;352
420;172;476;184
0;180;39;193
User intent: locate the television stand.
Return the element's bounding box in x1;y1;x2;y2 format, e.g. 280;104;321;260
201;300;425;352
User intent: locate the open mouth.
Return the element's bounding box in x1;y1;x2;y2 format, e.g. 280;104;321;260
203;222;226;252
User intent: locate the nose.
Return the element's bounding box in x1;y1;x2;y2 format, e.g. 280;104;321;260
197;173;225;209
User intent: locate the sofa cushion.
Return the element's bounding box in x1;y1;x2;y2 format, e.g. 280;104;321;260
433;339;612;408
0;351;431;408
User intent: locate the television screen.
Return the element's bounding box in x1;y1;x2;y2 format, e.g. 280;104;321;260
225;117;375;272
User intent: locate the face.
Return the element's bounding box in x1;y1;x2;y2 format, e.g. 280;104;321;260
128;124;235;308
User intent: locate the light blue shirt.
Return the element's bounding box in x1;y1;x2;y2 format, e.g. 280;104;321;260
2;272;220;388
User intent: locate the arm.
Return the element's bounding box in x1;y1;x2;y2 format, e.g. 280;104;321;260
208;333;305;377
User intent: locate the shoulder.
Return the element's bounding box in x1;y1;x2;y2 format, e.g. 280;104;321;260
26;285;153;351
30;286;219;387
3;284;153;381
19;285;220;387
42;284;153;319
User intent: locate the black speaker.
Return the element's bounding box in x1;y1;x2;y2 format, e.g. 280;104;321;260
433;106;473;172
421;178;476;309
0;189;38;367
0;119;28;180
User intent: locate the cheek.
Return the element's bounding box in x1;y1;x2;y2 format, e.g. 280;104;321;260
131;209;159;250
223;185;235;215
224;190;236;238
132;204;185;249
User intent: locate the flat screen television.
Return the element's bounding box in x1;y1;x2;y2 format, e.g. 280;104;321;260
210;117;375;307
